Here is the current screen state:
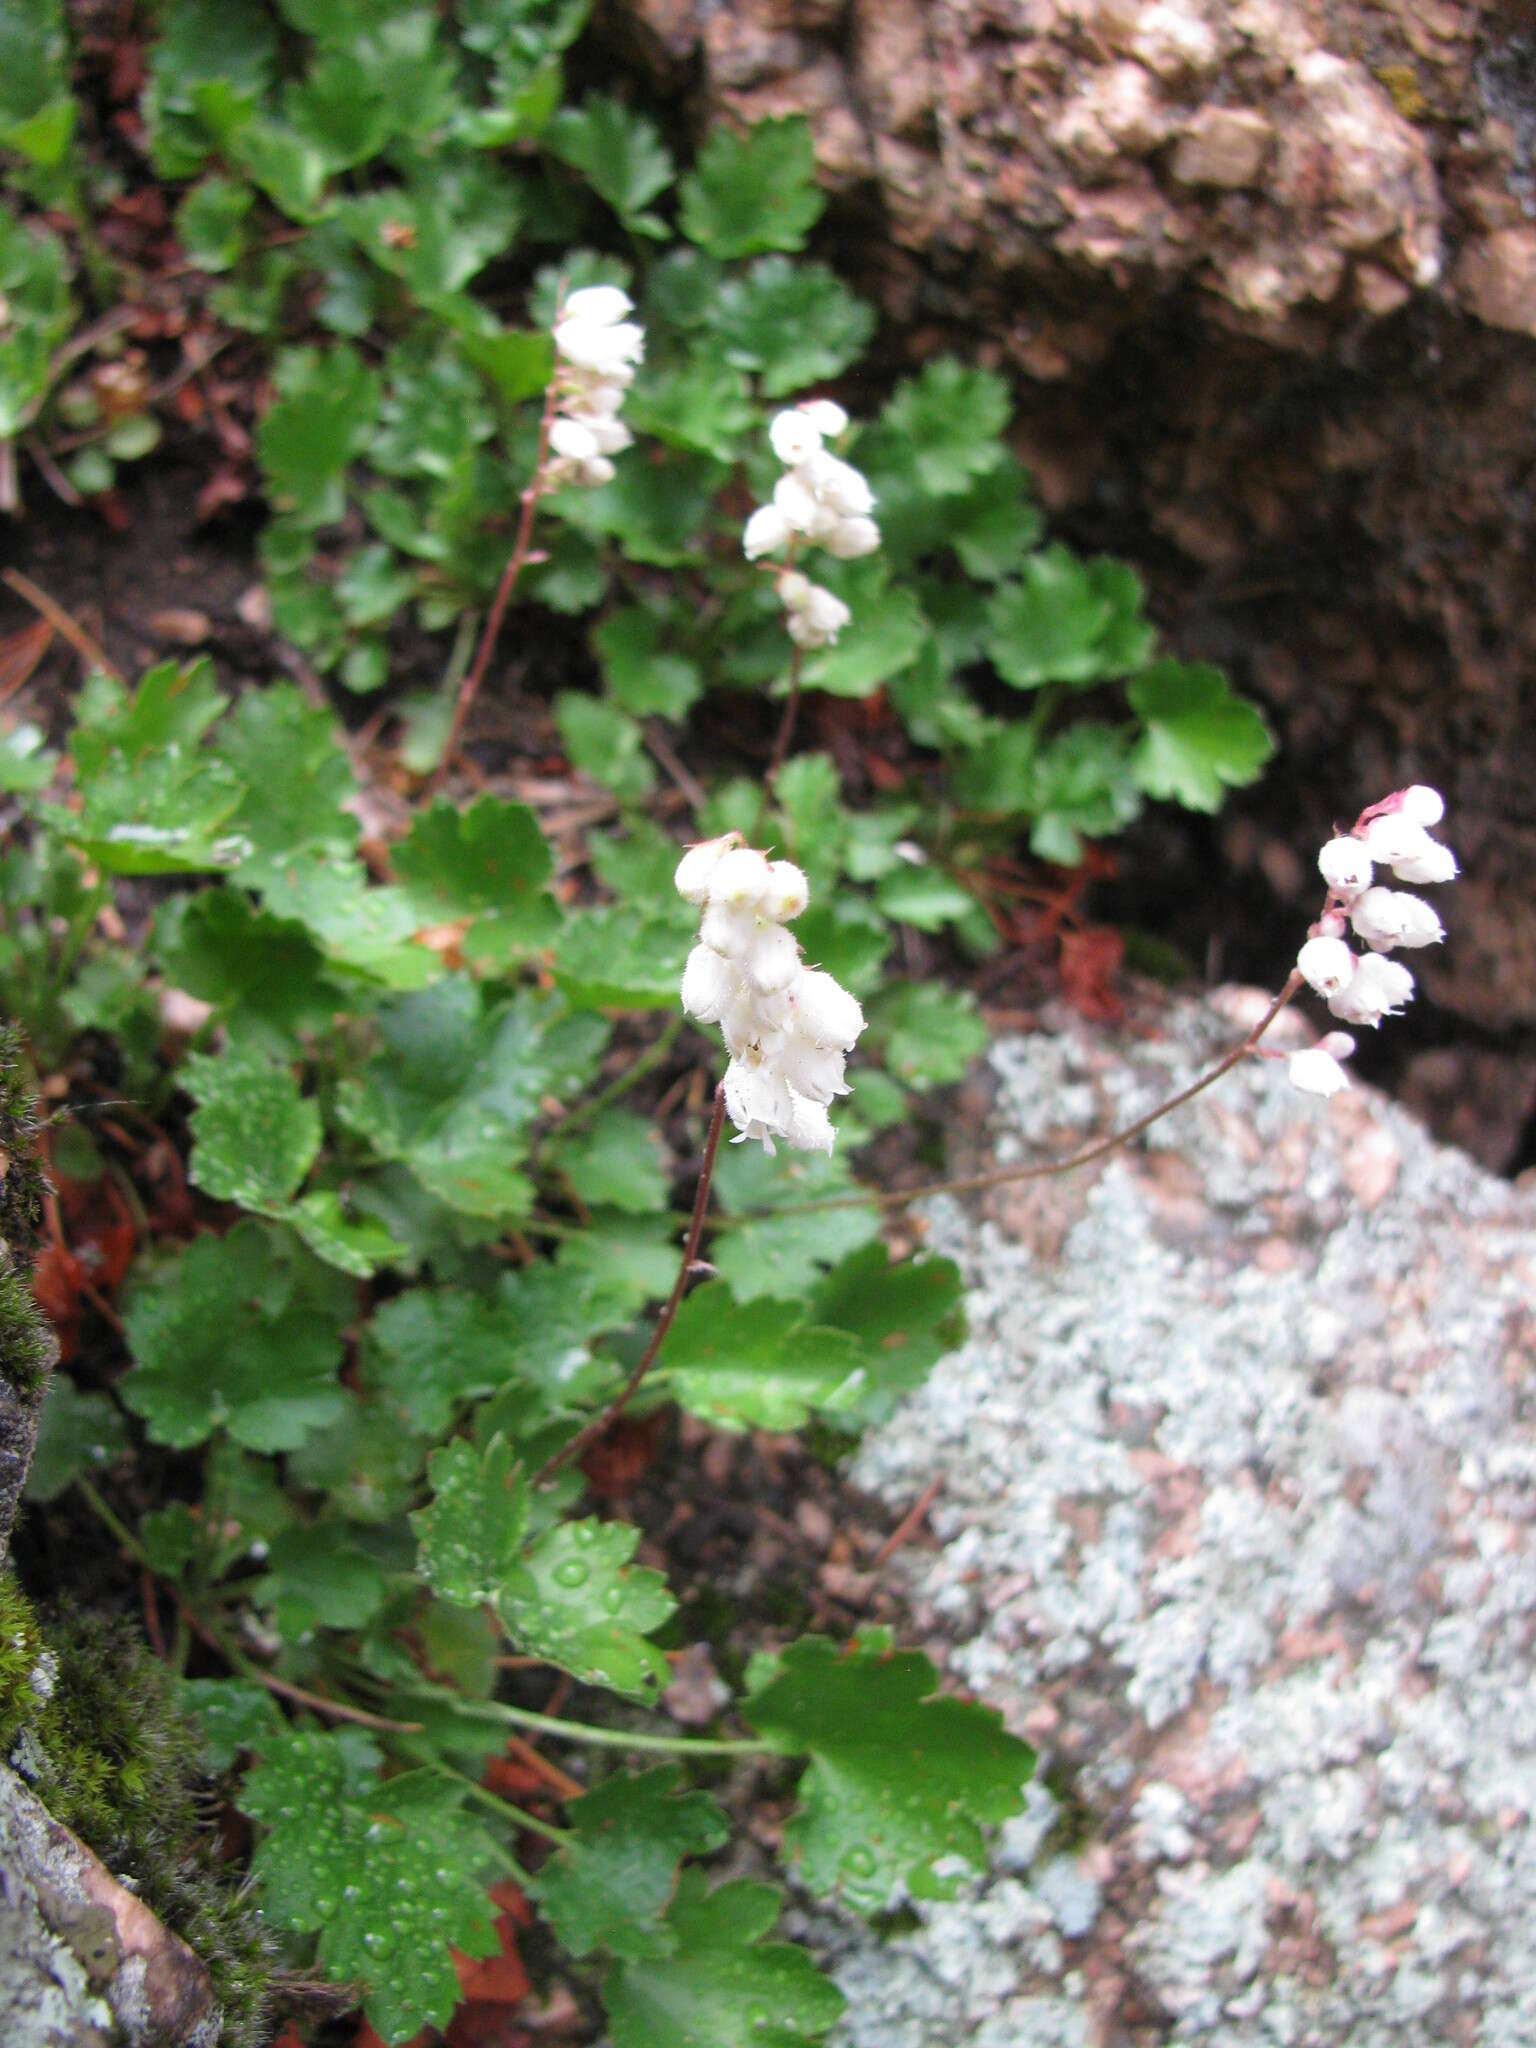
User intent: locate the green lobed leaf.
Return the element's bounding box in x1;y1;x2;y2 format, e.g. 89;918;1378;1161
551;1110;668;1215
881;358;1012;497
0;722;56;794
986;547;1155;691
336;980;598;1219
24;1378;129;1503
546;93;673;232
806;1243;966;1421
744;1634;1034;1911
393;795;559;958
1127;659;1275;813
533;1767;727;1961
181;1678;283;1774
217;681;359;880
122;1220;352;1452
256;344;382;528
553;908;688;1012
556;692;656;801
658;1284;868;1432
257;1521;388;1639
592;607;702;721
709;256;875;397
412;1433;529;1607
366;1265;614;1436
604;1872;845;2048
867;982;988;1089
678;117;825;259
241;1729;499;2046
184;1043;322;1208
499;1518;674;1697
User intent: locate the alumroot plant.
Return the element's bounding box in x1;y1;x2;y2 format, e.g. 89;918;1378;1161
676;834;866;1155
1289;784;1458;1097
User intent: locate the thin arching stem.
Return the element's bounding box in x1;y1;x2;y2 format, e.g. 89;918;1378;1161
772;974;1306;1218
765;642;805;785
407;1688;768;1759
531;1083;729;1487
440;332;567;768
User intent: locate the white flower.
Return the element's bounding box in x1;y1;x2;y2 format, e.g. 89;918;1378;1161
744;923;801;993
561;284;633;326
769;410;823;466
1328;951;1414;1025
773;471;829;537
700;901;759;957
681;944;736;1022
1400;784;1444;827
803;450;875;518
1350;886;1444;951
800;398;849;438
793;969;864;1049
1296;934;1356;998
778;1032;851;1103
674;833;738;905
1289;1046;1351;1097
548;416;599;462
723;1056;795;1155
785;584;851;649
743;504;792;560
555;315;645;373
761;860;808;922
1362;812;1431;867
1390;838;1458;886
1317;836;1373;896
785;1095;836;1155
679;841;865;1153
709;847;774;910
822;516;882;559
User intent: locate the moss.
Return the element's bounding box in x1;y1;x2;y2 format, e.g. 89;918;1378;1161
0;1579;277;2046
0;1269;54;1398
0;1025;48;1265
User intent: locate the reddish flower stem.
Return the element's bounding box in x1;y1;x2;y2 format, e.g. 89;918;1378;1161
532;1084;728;1487
765;642;804;786
440;365;565;769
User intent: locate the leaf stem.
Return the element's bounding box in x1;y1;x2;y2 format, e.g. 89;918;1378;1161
531;1082;728;1487
72;1477;426;1735
777;974;1304;1216
409;1689;769;1759
426;1761;570;1845
541;1014;685;1152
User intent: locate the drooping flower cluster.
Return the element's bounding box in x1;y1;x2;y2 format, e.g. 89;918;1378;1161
1288;784;1457;1097
741;402;880;649
676;834;865;1154
545;285;644;489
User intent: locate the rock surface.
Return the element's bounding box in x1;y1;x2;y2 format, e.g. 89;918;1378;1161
607;0;1536;1155
0;1764;219;2048
808;992;1536;2045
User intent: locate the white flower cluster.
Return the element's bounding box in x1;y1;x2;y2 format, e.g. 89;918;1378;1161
675;834;865;1155
741;402;880;649
1289;784;1457;1098
546;285;644;488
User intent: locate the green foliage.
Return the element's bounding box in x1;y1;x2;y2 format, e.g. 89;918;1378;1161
1128;660;1275;812
122;1221;352;1450
679;118;824;258
242;1727;500;2044
745;1633;1034;1909
1;15;1276;2038
533;1766;728;1959
604;1873;846;2048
